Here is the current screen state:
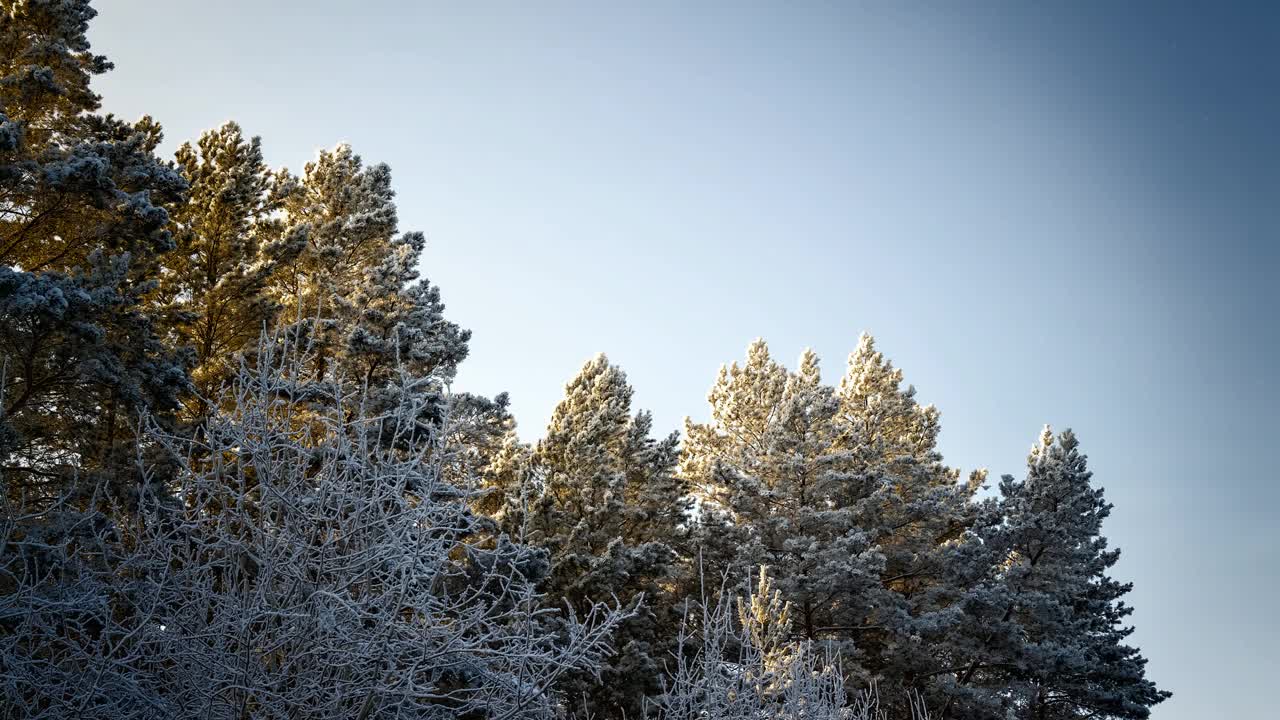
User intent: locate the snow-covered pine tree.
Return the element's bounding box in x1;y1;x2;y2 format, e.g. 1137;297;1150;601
274;144;469;380
161;121;304;418
523;354;690;718
830;334;983;709
938;428;1169;720
832;334;978;565
0;0;188;508
269;144;470;444
468;423;533;523
437;389;538;536
681;341;883;671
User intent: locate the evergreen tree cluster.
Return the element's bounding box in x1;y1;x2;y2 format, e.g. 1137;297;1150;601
0;3;1168;719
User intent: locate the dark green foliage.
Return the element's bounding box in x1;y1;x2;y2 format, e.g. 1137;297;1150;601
519;355;691;718
0;0;188;508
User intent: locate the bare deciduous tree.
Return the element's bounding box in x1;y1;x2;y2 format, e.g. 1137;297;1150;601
1;333;629;719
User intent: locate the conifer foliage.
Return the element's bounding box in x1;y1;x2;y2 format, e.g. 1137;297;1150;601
0;3;1169;719
681;341;882;660
273;144;469;390
0;0;187;507
519;355;690;719
162;121;302;417
937;428;1172;720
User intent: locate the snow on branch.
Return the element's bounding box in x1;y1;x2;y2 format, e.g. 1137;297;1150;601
1;331;629;719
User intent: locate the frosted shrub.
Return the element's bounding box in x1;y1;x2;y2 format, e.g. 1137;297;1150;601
650;567;928;720
0;335;627;719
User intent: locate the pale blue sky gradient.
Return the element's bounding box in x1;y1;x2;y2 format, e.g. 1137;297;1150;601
91;2;1277;717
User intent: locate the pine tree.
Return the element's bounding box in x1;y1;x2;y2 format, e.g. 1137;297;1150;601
614;408;683;551
830;334;983;707
939;428;1169;719
736;566;797;691
681;340;883;671
272;144;468;381
684;336;1000;713
269;144;469;442
441;389;527;520
0;0;188;508
468;422;532;522
833;334;977;559
524;354;689;718
161;121;304;417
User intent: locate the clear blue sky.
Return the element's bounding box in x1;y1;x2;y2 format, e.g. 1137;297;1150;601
91;2;1277;716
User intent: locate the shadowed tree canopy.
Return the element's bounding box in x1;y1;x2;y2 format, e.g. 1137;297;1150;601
0;0;187;508
518;354;690;719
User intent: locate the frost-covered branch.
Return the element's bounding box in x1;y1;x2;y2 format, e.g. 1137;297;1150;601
649;566;929;720
1;333;628;719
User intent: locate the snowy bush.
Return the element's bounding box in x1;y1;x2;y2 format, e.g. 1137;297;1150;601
649;567;929;720
0;334;627;719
